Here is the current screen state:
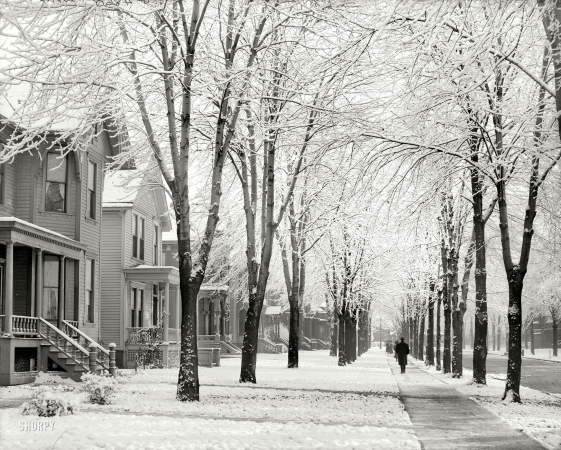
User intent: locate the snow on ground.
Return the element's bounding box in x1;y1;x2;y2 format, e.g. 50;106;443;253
521;348;560;362
411;358;561;450
0;350;421;450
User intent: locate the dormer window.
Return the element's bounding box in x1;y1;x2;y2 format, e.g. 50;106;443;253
132;213;145;260
87;160;97;220
45;153;67;212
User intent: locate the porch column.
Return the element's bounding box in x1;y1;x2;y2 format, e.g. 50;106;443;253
163;281;169;342
4;241;14;335
57;256;66;329
35;249;43;333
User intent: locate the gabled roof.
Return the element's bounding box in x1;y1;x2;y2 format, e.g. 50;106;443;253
103;168;172;232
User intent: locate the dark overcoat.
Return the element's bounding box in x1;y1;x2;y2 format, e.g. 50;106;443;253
395;341;410;366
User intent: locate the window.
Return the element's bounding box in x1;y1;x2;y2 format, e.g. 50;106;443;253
85;259;94;323
137;289;143;327
154;225;159;266
43;256;60;320
132;214;145;260
131;288;137;327
152;285;159;326
87;160;97;220
45;153;67;212
131;287;143;327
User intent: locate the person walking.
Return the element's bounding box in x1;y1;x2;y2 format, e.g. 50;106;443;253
393;340;399;362
395;337;410;374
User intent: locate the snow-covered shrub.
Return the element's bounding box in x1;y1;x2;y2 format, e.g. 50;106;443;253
167;354;180;368
80;373;120;405
21;387;75;417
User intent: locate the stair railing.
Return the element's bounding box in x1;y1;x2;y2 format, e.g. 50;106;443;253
40;318;90;371
63;320;109;371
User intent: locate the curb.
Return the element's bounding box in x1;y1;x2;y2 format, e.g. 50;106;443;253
522;356;561;364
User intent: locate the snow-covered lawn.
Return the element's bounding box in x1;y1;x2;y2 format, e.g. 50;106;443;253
0;350;421;450
412;358;561;450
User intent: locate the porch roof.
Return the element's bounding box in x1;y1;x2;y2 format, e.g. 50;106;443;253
123;265;180;285
0;217;86;259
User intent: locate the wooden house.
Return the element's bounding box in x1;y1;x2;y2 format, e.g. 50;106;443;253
162;231;241;361
100;169;181;368
0;117;123;385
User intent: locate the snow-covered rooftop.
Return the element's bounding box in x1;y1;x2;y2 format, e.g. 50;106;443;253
102;170;143;207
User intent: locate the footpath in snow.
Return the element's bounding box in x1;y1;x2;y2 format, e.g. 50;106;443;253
389;356;545;449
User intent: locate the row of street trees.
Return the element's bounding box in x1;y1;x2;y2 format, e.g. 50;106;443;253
3;0;561;404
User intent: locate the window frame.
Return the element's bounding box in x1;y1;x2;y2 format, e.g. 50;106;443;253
132;213;146;261
86;160;97;220
85;258;95;323
131;287;137;327
153;225;159;266
43;255;60;320
152;285;159;326
44;152;68;213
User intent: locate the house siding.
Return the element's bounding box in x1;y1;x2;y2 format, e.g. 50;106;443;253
100;211;123;347
15;153;31;222
125;186;159;269
0;155;17;217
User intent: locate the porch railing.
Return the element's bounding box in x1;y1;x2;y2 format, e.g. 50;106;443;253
0;315;39;337
126;327;163;345
198;334;221;346
65;320;79;329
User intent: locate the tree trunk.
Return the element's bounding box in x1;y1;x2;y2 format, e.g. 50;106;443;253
497;315;501;352
470;164;489;385
408;317;413;358
345;312;354;364
436;288;442;371
288;297;299;368
330;302;338;356
240;289;265;382
452;310;464;378
338;312;346;366
350;315;357;362
176;208;201;402
551;310;558;356
504;278;523;402
418;305;426;362
530;320;535;355
426;283;435;366
413;313;419;359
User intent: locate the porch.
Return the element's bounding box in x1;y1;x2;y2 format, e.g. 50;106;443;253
120;276;236;368
0;217;93;385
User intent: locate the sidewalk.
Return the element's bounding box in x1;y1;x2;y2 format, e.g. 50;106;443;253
388;356;545;449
